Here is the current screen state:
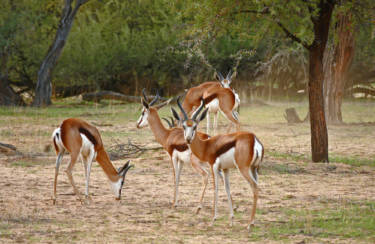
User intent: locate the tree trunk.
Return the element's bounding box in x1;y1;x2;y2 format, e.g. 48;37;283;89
325;12;355;123
0;75;25;106
307;0;335;162
33;0;89;107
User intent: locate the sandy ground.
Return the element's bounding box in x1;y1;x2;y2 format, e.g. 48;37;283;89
0;104;374;243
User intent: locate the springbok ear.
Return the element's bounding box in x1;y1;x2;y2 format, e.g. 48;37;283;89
141;98;149;109
171;107;181;122
198;108;209;123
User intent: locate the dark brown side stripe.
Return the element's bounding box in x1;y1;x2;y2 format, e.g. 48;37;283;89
79;127;97;146
173;143;189;152
215;140;236;158
203;93;217;104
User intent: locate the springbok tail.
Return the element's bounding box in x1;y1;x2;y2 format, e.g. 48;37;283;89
232;110;239;122
52;128;64;154
249;152;259;185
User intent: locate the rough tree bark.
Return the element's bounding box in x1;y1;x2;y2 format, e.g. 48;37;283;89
306;0;334;162
32;0;90;107
324;12;355;124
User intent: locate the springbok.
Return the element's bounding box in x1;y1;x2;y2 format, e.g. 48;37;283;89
136;90;210;213
52;118;133;204
182;70;240;135
173;97;263;230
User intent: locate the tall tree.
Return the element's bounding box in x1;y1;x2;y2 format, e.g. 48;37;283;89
187;0;336;162
33;0;90;107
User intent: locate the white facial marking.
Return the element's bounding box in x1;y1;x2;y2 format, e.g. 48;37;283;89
183;121;197;143
110;178;123;199
221;79;231;88
137;109;149;128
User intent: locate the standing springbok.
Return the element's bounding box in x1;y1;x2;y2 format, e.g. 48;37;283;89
136;90;211;213
52;118;133;204
182;71;240;135
173;97;263;230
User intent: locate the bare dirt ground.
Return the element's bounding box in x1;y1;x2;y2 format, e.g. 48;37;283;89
0;101;374;243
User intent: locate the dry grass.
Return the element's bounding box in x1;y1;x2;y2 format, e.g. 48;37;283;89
0;99;374;243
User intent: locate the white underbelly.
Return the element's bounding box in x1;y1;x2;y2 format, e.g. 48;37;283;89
207;98;220;113
172;149;191;163
217;147;236;169
80;133;94;157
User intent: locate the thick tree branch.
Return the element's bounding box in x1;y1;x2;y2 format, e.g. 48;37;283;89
275;20;311;50
231;7;311;49
231;7;270;15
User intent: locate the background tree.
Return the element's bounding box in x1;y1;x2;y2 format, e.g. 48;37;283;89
324;9;354;124
33;0;90;107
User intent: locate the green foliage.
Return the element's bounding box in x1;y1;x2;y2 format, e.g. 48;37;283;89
0;0;374;98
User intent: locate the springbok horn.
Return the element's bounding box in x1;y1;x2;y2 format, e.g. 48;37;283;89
169;116;175;127
154;98;172;110
162;117;173;128
142;88;149;102
149;91;160;106
226;70;232;79
121;160;133;178
177;96;188;120
217;71;224;80
192;98;205;121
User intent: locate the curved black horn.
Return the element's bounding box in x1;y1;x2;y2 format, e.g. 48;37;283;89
192;98;205;121
177;96;188;120
217;71;224;80
121;161;133;178
226;70;233;79
142;88;149;102
149;91;160;106
169;116;175;127
162;117;173;128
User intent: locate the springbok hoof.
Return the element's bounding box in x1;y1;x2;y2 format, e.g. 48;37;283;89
247;222;255;231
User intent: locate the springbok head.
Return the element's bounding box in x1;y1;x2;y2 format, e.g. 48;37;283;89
136;89;171;128
216;70;235;88
114;160;133;200
171;97;208;144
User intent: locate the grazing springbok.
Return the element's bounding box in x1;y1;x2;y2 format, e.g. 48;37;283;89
181;71;234;115
174;97;263;230
136;90;211;213
182;71;240;135
52;118;133;204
